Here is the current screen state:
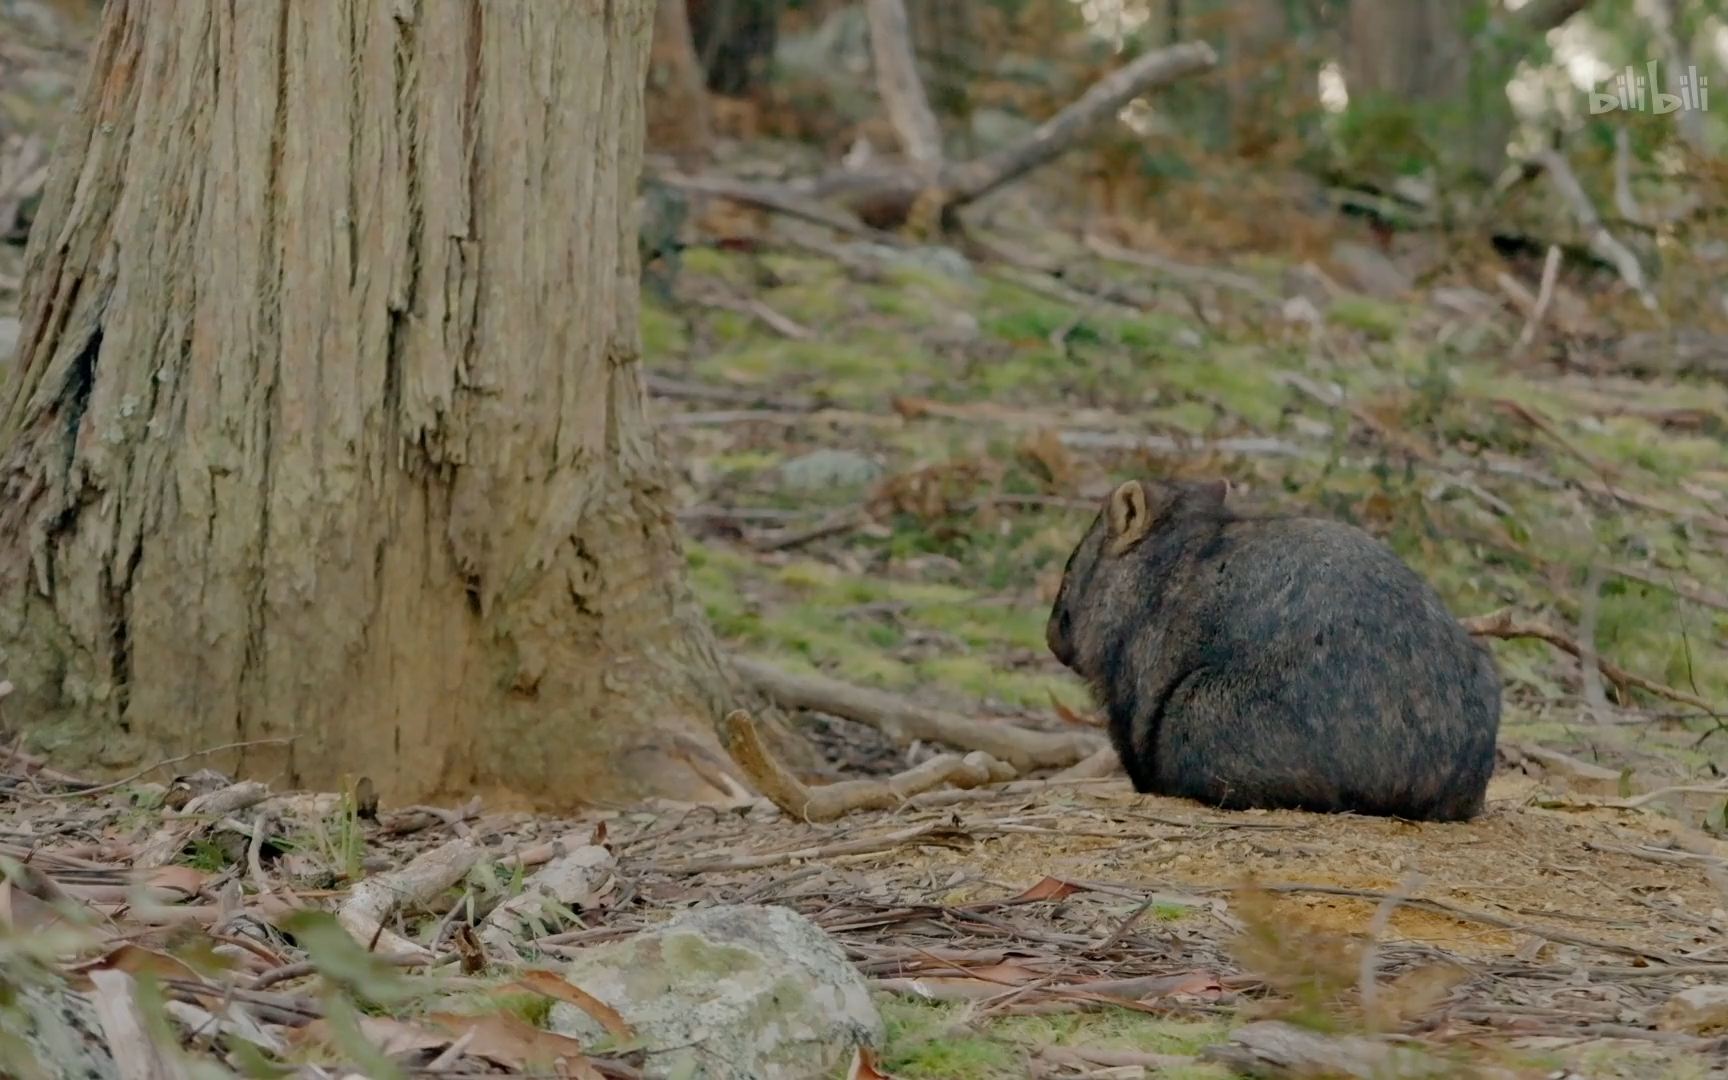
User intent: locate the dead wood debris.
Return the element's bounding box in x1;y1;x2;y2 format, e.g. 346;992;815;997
1461;606;1719;715
723;708;1017;823
5;747;1728;1076
335;836;482;961
1528;149;1656;310
656;0;1216;246
733;656;1106;772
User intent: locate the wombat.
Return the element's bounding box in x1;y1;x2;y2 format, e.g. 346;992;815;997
1046;478;1501;822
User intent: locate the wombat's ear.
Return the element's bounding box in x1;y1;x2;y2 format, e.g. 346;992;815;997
1105;480;1155;552
1199;478;1230;506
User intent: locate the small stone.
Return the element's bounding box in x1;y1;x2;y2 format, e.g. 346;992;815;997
1281;295;1323;325
547;904;882;1080
1657;985;1728;1033
1330;241;1413;301
777;449;882;492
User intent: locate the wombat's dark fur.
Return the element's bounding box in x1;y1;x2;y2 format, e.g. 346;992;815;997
1046;478;1501;822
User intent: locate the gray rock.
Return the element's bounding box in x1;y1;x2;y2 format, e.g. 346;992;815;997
2;981;119;1080
777;449;882;492
1330;241;1412;300
839;242;976;287
547;904;882;1080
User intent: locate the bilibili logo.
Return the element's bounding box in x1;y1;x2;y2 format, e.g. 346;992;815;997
1590;61;1709;114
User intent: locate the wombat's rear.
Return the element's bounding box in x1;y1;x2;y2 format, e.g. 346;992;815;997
1046;478;1501;822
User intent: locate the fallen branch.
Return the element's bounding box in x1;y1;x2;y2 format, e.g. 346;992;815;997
807;35;1217;230
337;837;482;961
1530;149;1656;310
751;508;870;553
732;658;1105;772
1513;243;1563;354
1460;606;1718;715
722;709;1016;823
477;845;616;963
654;172;898;243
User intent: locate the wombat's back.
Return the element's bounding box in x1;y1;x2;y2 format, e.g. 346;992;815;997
1131;515;1500;821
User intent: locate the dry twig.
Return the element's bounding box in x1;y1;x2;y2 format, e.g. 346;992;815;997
1461;606;1717;714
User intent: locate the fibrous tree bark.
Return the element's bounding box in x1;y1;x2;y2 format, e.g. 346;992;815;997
0;0;753;808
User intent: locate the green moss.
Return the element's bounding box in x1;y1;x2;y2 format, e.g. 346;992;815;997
658;239;1728;801
872;998;1234;1080
1326;295;1406;338
639;300;687;360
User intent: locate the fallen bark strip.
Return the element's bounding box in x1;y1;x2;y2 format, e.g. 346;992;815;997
731;658;1105;772
1461;607;1718;714
721;709;1016;823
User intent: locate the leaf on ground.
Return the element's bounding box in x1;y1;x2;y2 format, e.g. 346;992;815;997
1047;690;1098;727
508;968;635;1041
0;881;75;934
425;1010;597;1073
963;962;1057;984
1006;876;1086;903
297;1014;445;1057
141;865;208;899
65;943;205;992
848;1045;898;1079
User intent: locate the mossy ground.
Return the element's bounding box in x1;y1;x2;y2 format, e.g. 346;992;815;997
659;240;1728;760
651;234;1728;1078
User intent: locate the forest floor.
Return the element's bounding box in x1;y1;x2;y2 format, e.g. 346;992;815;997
7;2;1728;1078
624;182;1728;1077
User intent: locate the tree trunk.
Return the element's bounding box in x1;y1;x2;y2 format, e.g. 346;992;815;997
648;0;715;166
0;0;747;810
1340;0;1586;184
1344;0;1490;178
687;0;780;96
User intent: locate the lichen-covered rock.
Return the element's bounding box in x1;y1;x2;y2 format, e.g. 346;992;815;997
546;903;882;1080
0;980;119;1080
